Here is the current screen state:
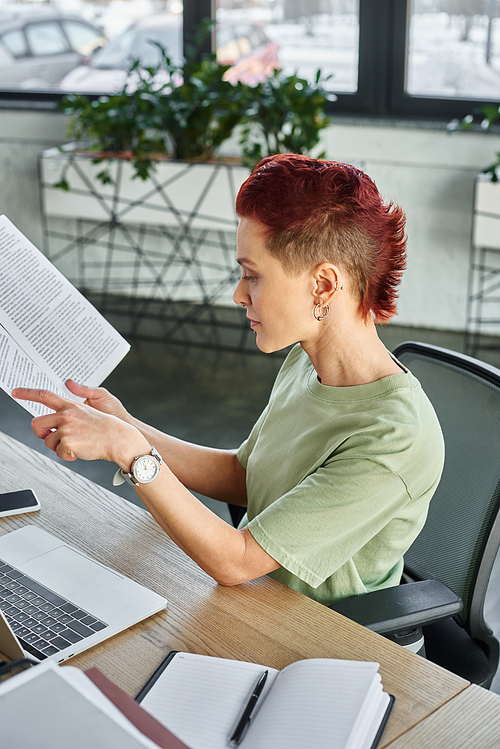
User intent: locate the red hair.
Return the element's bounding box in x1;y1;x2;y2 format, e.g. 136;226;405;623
236;154;406;323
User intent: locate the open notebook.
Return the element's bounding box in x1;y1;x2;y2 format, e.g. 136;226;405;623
136;652;394;749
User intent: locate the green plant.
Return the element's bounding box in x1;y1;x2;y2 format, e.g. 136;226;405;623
239;69;334;170
57;61;169;188
56;22;335;188
56;22;248;187
154;45;248;161
455;104;500;182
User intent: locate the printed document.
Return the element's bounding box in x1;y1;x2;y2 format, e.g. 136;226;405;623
0;215;130;416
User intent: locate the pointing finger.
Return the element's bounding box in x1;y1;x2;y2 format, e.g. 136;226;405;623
12;388;69;411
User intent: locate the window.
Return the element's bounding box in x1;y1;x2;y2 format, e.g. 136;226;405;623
89;27;182;70
1;29;28;59
62;20;106;57
1;0;499;119
341;0;500;118
406;0;500;101
25;22;70;57
216;0;360;94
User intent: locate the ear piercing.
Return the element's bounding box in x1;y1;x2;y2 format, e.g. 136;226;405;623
314;279;343;321
314;303;330;321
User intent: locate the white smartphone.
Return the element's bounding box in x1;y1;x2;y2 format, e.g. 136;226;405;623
0;489;40;517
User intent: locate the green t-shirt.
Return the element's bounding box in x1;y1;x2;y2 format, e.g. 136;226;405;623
237;344;444;606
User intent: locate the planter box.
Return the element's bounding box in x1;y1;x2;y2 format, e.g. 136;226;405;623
466;174;500;355
39;146;252;350
472;175;500;251
40;144;250;232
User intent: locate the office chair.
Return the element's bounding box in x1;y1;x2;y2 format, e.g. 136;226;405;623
331;341;500;689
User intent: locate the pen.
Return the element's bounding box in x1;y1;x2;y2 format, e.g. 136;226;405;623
229;669;268;747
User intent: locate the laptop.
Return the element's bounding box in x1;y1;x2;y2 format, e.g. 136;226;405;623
0;525;167;663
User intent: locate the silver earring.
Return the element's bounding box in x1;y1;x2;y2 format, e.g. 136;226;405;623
314;302;330;321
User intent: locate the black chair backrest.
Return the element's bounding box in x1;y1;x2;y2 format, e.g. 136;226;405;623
394;342;500;638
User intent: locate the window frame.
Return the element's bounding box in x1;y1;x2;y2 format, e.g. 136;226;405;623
0;0;499;120
23;20;72;58
386;0;500;120
0;28;30;60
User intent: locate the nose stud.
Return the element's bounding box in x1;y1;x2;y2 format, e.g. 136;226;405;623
240;303;247;308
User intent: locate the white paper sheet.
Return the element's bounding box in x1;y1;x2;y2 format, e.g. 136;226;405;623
0;215;130;415
0;324;73;415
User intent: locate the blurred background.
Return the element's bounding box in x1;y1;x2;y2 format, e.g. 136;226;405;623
0;1;499;98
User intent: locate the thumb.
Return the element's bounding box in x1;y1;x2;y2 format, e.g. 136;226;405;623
57;445;77;462
66;379;103;400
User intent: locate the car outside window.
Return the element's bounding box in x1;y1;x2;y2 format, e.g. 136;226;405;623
91;29;182;70
233;24;268;51
25;21;70;57
62;20;104;56
216;26;241;62
1;29;28;59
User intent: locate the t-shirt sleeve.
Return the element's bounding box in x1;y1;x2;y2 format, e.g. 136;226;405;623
246;456;413;589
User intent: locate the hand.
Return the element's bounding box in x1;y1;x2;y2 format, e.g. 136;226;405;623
11;388;149;467
66;380;131;423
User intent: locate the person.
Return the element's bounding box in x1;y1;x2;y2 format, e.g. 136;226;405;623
13;154;444;606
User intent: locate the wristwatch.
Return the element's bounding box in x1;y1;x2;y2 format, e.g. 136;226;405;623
113;446;163;487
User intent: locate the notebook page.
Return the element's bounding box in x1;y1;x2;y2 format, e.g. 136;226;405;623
344;672;388;749
140;653;279;749
349;690;391;749
241;659;380;749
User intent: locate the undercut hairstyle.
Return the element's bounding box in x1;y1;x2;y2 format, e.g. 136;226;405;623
235;153;407;323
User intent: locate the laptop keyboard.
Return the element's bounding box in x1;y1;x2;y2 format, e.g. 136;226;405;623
0;559;108;660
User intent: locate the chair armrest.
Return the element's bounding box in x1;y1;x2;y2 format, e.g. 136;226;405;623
329;580;463;635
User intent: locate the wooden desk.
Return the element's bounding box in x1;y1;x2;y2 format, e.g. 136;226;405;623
386;684;500;749
0;430;469;747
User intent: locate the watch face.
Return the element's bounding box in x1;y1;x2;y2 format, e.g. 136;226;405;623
133;456;159;483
